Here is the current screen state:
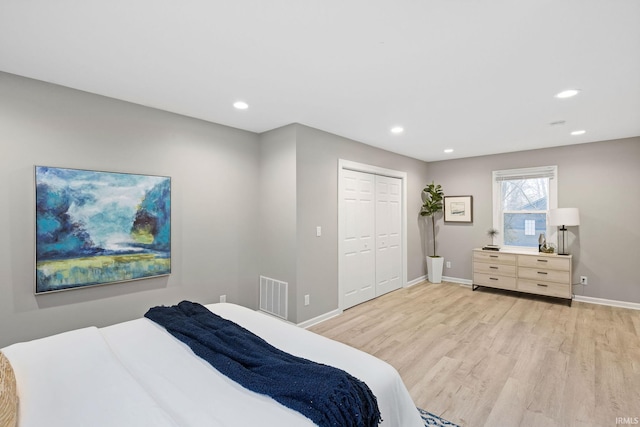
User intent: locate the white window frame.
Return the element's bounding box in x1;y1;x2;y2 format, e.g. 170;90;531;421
492;165;558;251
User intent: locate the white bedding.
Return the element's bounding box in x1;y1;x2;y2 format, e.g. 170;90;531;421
2;327;178;427
2;303;423;427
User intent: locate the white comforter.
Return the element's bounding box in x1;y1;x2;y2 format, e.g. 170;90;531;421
3;303;423;427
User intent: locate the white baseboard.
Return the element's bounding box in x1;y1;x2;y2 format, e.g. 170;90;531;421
442;276;473;286
406;275;472;287
406;276;426;287
297;308;343;329
573;295;640;311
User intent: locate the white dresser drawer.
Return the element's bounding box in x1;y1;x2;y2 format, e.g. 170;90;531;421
473;251;516;265
473;273;516;290
518;255;570;271
518;267;570;284
474;262;516;276
518;278;571;299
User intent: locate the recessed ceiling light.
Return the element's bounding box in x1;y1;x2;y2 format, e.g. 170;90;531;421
571;130;586;136
390;126;404;134
233;101;249;110
444;148;454;153
555;89;580;99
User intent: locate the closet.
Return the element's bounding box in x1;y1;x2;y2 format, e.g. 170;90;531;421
339;168;402;309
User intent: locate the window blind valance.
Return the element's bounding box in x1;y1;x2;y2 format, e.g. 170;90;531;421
493;165;557;181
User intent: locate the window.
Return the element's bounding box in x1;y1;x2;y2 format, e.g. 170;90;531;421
492;166;557;250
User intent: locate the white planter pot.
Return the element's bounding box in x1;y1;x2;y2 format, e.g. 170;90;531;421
427;256;444;284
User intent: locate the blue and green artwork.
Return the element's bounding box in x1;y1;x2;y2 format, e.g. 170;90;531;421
35;166;171;293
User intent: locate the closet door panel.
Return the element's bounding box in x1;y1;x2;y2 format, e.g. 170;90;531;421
340;170;375;309
375;175;402;296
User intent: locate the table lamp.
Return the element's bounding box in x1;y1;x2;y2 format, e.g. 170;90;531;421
548;208;580;255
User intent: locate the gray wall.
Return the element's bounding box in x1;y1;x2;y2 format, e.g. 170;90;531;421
256;123;431;323
427;137;640;303
0;72;430;342
258;125;298;321
295;125;430;322
2;71;637;346
0;72;260;347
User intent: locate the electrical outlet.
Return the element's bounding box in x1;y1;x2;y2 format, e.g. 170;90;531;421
446;261;451;268
580;276;588;285
304;294;310;306
220;294;227;303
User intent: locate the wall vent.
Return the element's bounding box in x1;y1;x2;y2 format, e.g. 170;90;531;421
259;276;288;320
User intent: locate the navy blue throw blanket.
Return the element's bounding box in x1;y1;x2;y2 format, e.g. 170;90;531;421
145;301;381;427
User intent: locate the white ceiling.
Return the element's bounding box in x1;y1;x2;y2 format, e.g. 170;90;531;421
1;0;639;161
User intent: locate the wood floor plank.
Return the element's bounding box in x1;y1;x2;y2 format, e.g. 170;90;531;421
308;281;640;427
484;377;527;427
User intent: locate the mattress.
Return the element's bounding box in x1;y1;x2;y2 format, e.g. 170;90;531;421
2;303;423;427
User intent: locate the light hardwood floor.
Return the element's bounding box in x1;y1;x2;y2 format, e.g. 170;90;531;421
309;281;640;427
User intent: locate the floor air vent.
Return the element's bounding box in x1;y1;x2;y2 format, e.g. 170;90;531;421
259;276;288;320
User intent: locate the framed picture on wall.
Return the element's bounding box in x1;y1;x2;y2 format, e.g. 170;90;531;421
35;166;171;294
444;195;473;223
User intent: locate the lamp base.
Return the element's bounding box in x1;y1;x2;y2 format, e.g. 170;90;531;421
557;226;569;256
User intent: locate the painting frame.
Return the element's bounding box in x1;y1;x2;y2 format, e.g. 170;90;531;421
34;165;171;294
444;195;473;223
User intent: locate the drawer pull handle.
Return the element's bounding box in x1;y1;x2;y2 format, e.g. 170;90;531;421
537;283;548;287
537;259;548;262
489;266;498;269
537;271;548;275
489;277;499;281
490;255;498;258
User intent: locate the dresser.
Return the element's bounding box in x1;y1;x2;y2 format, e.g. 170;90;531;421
472;249;572;305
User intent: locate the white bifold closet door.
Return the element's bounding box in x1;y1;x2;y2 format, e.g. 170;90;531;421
341;170;402;310
375;175;402;297
341;170;376;309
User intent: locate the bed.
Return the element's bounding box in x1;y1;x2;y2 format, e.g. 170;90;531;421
1;302;423;427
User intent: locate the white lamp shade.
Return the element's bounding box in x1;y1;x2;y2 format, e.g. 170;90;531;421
549;208;580;226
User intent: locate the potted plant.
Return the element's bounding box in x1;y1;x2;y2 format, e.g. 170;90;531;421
420;182;444;283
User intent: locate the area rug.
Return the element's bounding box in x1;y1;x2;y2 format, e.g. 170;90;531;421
418;407;460;427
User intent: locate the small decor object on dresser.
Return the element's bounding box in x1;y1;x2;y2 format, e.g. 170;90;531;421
540;243;556;254
483;228;500;251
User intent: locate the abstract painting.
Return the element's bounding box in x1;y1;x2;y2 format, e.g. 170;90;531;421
35;166;171;293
